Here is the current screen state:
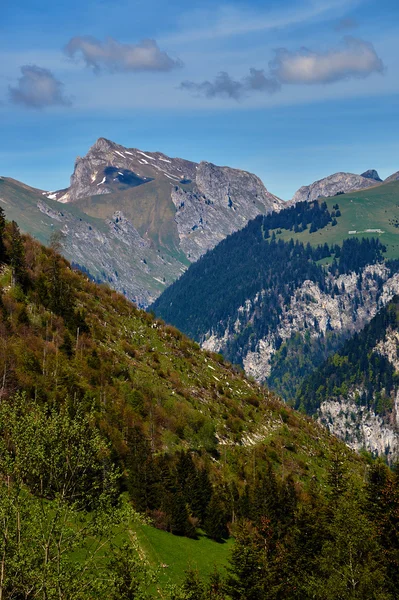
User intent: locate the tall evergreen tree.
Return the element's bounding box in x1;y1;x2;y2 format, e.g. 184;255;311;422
8;221;26;287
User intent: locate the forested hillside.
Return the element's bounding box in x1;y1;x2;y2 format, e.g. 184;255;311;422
296;296;399;461
0;209;398;597
152;198;399;398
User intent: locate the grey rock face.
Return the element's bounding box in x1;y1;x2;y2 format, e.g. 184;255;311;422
361;169;382;181
172;161;283;261
204;264;399;374
385;171;399;183
318;327;399;462
36;201;183;307
292;171;379;203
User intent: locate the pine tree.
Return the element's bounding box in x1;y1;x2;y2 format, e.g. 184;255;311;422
8;221;26;287
0;207;6;263
204;493;229;542
226;520;270;600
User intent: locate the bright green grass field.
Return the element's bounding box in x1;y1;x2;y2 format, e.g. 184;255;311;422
276;181;399;259
134;524;233;586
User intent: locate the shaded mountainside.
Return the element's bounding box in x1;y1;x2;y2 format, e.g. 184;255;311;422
1;140;282;306
296;296;399;461
1;216;399;598
152;185;399;406
0;175;185;306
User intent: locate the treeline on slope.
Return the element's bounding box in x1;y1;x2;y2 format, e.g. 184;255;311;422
296;297;399;416
262;199;340;236
175;457;399;600
152;207;387;356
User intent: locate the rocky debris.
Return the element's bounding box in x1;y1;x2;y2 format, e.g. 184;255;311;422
292;171;379;203
361;169;382;182
385;170;399;183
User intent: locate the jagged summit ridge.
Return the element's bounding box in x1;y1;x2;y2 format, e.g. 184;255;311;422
54;138;197;204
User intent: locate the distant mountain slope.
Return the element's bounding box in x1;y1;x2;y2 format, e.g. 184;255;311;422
152;185;399;410
1;139;283;304
0;176;185;306
385;170;399;183
296;296;399;461
56;138;283;262
292;170;381;203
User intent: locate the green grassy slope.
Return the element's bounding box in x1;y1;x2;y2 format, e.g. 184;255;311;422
0;176;107;245
276;181;399;258
134;524;233;586
75;177;194;263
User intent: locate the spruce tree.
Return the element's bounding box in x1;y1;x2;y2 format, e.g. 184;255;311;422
8;221;26;287
0;207;6;263
204;493;229;542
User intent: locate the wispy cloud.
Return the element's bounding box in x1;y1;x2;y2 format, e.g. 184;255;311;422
65;36;182;73
164;0;363;44
9;65;71;109
180;69;280;100
334;17;358;31
270;37;384;84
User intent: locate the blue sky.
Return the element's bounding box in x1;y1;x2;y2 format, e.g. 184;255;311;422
1;0;398;199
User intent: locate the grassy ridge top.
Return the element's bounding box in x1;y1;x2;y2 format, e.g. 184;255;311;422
276;180;399;258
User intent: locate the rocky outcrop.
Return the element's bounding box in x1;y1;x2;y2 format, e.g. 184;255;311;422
203;263;399;380
172;162;282;261
54;137;197;203
292;171;379;203
385;171;399;183
317;326;399;462
361;169;382;182
319;392;399;462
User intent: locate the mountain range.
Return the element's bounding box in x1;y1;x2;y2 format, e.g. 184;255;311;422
2;142;399;594
1;138;282;306
3;137;399;460
2;137;397;308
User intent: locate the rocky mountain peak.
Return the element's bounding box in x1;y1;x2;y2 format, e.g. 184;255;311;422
361;169;382;182
292;171;381;203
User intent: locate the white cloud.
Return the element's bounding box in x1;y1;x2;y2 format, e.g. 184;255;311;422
270;37;384;84
65;36;182;73
9;65;71;109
